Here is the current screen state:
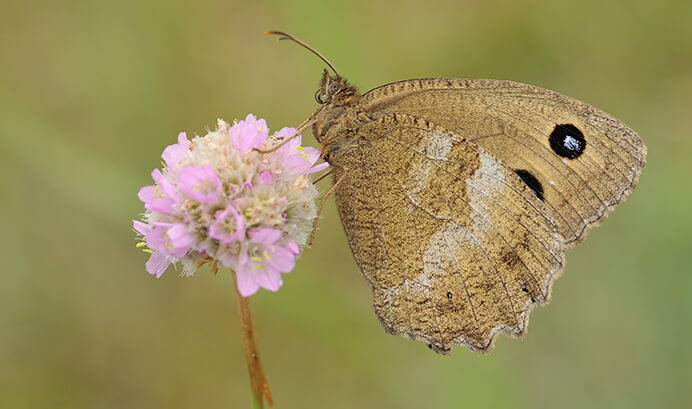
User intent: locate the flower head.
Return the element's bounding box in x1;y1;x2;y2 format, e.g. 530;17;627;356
133;116;326;296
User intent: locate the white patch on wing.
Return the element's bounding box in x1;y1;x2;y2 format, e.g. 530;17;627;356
422;224;453;296
425;132;452;160
406;269;432;298
406;161;432;209
466;153;506;235
563;135;581;151
419;222;475;298
406;130;453;212
388;270;433;302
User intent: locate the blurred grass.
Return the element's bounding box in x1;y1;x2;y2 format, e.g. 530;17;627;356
1;0;691;408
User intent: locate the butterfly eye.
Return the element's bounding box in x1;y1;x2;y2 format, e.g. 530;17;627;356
314;89;325;104
328;81;341;95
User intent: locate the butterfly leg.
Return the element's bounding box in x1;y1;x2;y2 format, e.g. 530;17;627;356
253;108;321;154
308;171;345;246
312;167;333;184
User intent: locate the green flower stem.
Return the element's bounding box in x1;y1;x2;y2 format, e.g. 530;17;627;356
232;270;273;408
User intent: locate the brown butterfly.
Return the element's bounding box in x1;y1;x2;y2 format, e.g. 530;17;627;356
268;31;646;354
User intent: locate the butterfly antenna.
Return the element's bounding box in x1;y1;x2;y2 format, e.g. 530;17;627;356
265;30;339;76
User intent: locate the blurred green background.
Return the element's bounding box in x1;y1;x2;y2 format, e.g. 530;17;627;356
2;0;691;408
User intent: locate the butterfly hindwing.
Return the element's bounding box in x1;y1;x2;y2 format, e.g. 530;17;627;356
330;113;564;353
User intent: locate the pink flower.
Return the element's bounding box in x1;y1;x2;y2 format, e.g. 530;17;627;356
235;228;296;296
209;204;245;243
137;169;177;214
273;126;296;142
276;129;329;175
134;220;173;278
133;115;327;292
167;224;196;251
285;146;329;175
179;165;222;203
230;114;268;152
259;170;272;184
162;132;190;170
143;222;194;259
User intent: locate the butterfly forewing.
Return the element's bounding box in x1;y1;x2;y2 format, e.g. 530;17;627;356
330;113;564;353
360;79;647;245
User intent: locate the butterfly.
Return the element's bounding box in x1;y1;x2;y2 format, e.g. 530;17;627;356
268;31;647;354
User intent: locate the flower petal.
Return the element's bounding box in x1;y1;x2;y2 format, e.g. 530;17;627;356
151;169;177;199
144;223;168;252
132;220;151;236
253;265;282;292
286;239;300;255
267;245;296;273
137;185;155;202
236;259;260;297
302;146;322;164
249;227;282;245
209;204;245;243
177;132;189;145
161;132;190;170
145;222;188;258
259;170;272;184
283;145;328;175
179;165;222;203
305;161;330;175
167;223;195;249
230;114;269;153
146;252;170;278
274;127;297;142
137;185;175;214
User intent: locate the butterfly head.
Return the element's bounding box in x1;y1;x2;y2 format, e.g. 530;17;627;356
315;69;358;105
312;70;362;148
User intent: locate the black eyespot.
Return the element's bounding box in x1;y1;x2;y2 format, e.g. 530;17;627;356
514;169;544;201
328;81;341;95
314;90;324;104
447;291;453;299
549;124;586;159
